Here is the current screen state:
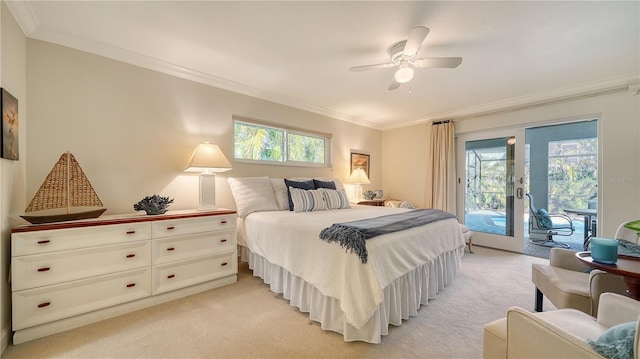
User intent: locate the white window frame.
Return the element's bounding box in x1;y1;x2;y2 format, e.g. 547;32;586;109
232;116;332;167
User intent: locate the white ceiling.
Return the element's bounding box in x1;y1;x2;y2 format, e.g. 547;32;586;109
7;1;640;130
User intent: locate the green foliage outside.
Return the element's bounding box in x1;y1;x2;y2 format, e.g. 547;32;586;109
287;133;324;163
234;121;326;164
234;122;284;162
547;139;597;213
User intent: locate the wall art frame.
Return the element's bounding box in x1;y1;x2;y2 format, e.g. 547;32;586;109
1;88;19;160
350;152;370;178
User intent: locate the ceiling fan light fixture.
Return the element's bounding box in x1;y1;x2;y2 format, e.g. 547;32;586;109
394;63;414;83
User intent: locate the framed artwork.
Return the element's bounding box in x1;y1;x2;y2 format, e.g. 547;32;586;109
350;152;370;178
1;88;18;160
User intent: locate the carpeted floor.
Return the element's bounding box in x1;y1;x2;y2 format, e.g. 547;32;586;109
2;247;556;359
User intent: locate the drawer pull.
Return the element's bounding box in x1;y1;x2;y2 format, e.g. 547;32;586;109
37;302;51;308
167;274;175;279
37;267;51;272
166;226;175;230
221;262;228;266
126;230;136;235
126;254;136;258
220;239;228;243
166;247;175;251
37;240;51;245
126;283;136;288
220;220;228;224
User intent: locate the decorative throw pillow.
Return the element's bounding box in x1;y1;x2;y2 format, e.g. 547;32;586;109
290;188;328;212
320;188;351;210
284;179;316;211
399;201;415;209
537;208;553;228
588;321;636;359
313;179;336;190
227;177;279;218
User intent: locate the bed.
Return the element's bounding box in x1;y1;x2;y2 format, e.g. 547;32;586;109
228;176;466;343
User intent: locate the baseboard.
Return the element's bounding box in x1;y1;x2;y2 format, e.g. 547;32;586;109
1;322;10;355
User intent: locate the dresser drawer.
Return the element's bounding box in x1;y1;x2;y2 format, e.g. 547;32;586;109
152;215;236;239
12;241;151;291
12;222;151;256
12;268;151;330
152;252;237;295
152;231;235;265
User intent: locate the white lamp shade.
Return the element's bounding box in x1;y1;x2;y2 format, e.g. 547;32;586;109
184;143;232;173
394;63;414;83
347;168;371;185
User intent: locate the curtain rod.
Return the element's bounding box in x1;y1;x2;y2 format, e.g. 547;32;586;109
432;120;452;125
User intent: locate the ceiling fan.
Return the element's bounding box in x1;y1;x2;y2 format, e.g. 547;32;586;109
349;26;462;90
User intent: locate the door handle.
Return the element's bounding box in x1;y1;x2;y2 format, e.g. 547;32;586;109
516;188;523;199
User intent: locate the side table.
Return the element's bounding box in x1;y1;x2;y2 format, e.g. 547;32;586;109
575;251;640;300
357;199;386;206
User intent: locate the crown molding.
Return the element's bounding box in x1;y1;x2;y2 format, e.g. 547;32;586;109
6;0;381;130
382;72;640;130
5;0;39;35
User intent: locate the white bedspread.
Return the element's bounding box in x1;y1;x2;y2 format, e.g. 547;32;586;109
241;205;466;329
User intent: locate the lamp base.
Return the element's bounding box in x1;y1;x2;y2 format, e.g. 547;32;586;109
199;173;217;210
354;184;362;202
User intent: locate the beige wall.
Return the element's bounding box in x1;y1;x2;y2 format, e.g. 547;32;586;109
26;39;382;215
0;36;382;351
380;124;428;207
383;89;640;237
1;1;27;352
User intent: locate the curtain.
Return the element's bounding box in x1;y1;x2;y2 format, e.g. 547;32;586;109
424;121;456;213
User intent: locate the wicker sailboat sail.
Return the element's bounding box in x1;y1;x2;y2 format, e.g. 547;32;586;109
21;152;107;224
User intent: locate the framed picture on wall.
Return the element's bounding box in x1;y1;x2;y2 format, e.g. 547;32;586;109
350;152;370;178
1;88;19;160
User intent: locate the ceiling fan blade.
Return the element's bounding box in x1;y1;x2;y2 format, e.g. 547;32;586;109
413;57;463;68
403;26;430;56
388;79;401;91
349;62;396;72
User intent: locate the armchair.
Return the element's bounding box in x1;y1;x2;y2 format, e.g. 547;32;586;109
531;248;626;316
526;193;574;248
483;292;640;359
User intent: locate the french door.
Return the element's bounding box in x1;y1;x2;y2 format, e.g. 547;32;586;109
456;129;526;252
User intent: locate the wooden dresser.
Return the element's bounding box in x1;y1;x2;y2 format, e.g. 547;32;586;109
11;209;237;344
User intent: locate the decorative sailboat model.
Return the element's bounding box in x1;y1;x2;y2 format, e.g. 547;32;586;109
21;152;107;224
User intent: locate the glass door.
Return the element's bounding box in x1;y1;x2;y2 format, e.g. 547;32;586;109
457;129;525;252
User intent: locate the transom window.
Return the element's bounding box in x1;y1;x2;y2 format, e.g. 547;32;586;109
233;117;331;167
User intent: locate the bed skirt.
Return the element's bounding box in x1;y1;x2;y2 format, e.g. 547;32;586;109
240;245;463;343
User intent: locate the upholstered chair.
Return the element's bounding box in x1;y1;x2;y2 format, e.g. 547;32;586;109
531;248;626;316
483;292;640;359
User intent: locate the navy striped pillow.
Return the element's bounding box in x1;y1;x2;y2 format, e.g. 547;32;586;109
290;188;328;212
321;189;351;210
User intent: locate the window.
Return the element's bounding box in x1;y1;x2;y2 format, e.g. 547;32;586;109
233;117;331;167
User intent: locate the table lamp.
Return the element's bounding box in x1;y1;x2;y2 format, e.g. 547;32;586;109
184;142;232;210
346;168;370;201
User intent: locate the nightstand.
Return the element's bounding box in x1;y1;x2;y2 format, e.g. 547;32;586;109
357;199;386;206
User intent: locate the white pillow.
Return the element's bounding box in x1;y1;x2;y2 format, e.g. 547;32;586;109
269;178;289;210
320;188;351;210
290;187;328;212
227;177;279;217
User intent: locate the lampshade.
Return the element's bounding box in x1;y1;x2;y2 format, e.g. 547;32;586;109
347;168;371;185
185;142;231;211
394;63;414;83
184;142;232;173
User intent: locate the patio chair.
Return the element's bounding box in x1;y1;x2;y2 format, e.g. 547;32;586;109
526;193;575;248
